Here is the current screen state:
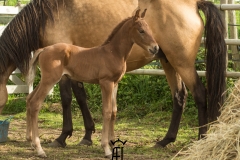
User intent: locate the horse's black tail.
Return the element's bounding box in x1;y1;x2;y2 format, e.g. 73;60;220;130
0;0;56;76
197;0;227;122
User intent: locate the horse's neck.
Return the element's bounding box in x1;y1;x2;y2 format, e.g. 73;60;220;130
107;20;134;60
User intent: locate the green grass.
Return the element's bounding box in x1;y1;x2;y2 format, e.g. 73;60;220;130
0;108;198;159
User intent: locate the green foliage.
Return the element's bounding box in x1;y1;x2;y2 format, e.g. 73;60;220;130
5;0;18;6
2;94;26;114
4;0;30;6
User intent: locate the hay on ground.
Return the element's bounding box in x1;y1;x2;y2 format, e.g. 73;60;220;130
173;79;240;160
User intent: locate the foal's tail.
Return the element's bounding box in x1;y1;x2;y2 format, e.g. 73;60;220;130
197;0;227;122
26;48;44;86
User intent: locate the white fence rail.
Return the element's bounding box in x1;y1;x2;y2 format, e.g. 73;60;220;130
127;69;240;78
215;4;240;10
0;4;239;94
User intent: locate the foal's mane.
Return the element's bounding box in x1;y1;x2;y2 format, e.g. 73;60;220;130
101;17;132;46
0;0;58;75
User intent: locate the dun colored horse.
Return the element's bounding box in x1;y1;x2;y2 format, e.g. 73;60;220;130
26;9;158;157
0;0;226;152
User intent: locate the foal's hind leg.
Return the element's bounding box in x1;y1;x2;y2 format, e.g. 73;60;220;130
26;85;40;143
28;83;56;157
155;59;188;147
71;80;95;146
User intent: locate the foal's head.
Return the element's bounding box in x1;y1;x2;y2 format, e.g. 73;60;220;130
130;9;159;55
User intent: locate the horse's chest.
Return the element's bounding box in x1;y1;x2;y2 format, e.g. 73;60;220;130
110;63;126;83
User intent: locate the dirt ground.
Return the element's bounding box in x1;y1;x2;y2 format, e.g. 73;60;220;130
0;118;177;160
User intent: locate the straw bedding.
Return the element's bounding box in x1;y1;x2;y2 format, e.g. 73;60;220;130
173;79;240;160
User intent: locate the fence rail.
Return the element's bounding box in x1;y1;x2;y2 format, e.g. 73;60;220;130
127;69;240;78
215;4;240;10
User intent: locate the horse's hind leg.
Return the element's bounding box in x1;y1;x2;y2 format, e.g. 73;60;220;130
71;80;95;146
49;75;73;148
155;53;207;147
155;58;188;147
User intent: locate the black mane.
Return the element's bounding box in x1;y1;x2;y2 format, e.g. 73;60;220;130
0;0;57;75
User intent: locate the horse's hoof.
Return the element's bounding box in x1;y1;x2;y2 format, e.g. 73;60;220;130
105;154;112;159
153;139;173;148
153;143;164;148
78;139;92;146
48;140;64;148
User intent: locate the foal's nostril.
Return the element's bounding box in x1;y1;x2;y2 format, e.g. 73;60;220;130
152;45;159;54
154;46;159;54
149;45;159;54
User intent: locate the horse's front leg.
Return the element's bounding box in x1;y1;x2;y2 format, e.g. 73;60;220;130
50;75;73;147
0;63;16;113
71;80;95;146
0;78;8;114
100;80;114;158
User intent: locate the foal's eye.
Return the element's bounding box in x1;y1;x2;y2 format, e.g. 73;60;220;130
139;30;145;34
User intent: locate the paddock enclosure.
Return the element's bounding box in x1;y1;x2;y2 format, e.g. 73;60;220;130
0;0;239;159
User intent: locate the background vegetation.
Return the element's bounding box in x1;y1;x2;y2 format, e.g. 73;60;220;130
1;0;240;118
0;0;239;159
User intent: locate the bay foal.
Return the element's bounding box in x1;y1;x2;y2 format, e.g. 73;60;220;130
26;9;159;158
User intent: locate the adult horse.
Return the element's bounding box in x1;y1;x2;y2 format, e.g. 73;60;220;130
0;0;226;151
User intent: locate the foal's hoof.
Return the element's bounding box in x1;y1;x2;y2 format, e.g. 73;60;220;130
48;140;64;148
78;139;92;146
37;151;47;158
105;154;112;159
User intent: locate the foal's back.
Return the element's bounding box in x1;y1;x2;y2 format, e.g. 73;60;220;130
38;43;124;84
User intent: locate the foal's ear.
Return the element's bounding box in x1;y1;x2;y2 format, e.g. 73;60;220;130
141;9;147;18
134;9;141;21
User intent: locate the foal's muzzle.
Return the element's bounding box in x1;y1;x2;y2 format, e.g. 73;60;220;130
149;45;159;55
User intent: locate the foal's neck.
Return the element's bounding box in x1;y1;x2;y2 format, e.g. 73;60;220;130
106;19;134;60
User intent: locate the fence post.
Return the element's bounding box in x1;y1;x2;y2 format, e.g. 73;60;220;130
228;0;239;70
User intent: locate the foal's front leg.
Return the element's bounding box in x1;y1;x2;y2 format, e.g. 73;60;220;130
109;84;118;147
100;80;114;158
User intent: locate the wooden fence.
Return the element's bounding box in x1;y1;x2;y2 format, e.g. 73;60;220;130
0;3;240;94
